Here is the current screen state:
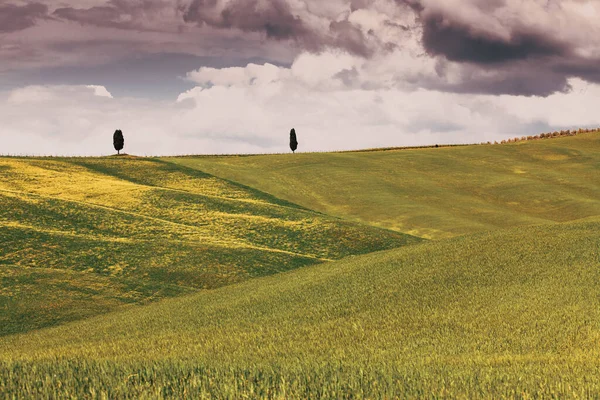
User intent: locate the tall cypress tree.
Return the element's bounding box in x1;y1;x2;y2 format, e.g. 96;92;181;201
289;128;298;153
113;129;124;155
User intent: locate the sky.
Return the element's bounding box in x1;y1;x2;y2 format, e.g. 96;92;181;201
2;0;600;156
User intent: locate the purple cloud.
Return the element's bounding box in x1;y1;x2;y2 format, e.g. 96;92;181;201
0;2;48;32
183;0;382;56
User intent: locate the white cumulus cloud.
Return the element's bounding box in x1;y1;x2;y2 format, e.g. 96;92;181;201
86;85;113;98
2;53;600;157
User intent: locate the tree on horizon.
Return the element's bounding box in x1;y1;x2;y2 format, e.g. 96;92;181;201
290;128;298;153
113;130;124;155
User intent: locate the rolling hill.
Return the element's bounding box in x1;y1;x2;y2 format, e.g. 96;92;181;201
2;133;600;397
2;218;599;397
169;132;600;239
0;157;417;335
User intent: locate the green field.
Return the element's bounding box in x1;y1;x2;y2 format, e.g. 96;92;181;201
0;157;416;336
1;133;600;397
170;132;600;239
2;219;600;397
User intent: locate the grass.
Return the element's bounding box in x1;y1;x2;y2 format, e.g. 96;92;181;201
1;219;599;397
3;134;600;397
168;131;600;239
0;157;417;335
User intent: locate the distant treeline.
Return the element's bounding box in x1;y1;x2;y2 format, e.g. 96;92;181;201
484;127;599;146
331;128;600;154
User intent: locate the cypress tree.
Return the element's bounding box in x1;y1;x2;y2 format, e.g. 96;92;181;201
113;129;124;155
289;128;298;153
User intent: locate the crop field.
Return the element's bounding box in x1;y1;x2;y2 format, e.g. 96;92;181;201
170;132;600;239
1;219;600;397
0;157;417;335
1;133;600;398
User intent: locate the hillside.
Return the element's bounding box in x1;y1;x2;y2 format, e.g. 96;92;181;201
169;132;600;239
2;219;599;397
0;157;418;335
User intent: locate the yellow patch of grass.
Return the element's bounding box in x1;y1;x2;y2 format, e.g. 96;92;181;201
0;157;417;335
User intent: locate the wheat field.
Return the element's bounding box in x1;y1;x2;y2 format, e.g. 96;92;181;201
1;133;600;398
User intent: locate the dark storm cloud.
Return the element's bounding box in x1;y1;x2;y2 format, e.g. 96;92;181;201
554;58;600;86
389;0;600;95
53;0;184;31
436;60;572;97
421;15;569;64
183;0;377;56
0;2;48;32
397;0;570;64
184;0;307;40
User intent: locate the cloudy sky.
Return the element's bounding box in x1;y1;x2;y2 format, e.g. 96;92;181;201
2;0;600;155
